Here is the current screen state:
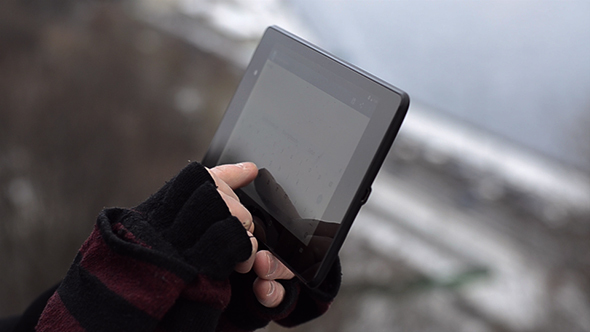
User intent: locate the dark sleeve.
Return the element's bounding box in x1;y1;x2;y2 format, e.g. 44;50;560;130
33;162;252;332
215;258;341;332
35;217;196;332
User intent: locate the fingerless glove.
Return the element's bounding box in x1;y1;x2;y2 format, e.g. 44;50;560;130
36;162;251;332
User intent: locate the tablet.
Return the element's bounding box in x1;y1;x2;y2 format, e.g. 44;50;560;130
202;26;409;288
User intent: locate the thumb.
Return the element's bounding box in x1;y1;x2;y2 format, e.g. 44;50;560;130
209;162;258;190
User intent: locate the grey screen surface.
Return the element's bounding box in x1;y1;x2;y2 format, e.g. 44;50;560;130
218;46;372;244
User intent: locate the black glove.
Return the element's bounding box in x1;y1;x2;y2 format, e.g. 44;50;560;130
36;162;254;332
114;161;252;280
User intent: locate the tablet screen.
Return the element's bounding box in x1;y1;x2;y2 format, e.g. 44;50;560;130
218;44;375;245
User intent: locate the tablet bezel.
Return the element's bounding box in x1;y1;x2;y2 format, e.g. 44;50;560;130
202;26;409;288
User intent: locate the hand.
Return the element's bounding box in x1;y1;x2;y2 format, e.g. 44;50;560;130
207;163;296;308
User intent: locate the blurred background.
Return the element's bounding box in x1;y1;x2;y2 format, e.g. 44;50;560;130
1;0;589;331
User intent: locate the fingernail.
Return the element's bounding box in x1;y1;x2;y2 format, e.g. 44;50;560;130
266;252;278;278
266;280;275;297
237;162;257;171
